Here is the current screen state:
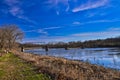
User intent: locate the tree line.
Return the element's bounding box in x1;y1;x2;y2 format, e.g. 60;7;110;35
0;24;24;50
22;37;120;48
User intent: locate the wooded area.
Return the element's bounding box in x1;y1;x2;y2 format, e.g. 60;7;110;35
22;37;120;48
0;24;24;50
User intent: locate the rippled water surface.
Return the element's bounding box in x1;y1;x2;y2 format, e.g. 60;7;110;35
24;48;120;70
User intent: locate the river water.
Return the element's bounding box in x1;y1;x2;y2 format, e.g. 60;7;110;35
24;48;120;70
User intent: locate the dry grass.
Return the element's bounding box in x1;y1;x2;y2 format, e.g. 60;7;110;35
12;50;120;80
0;52;52;80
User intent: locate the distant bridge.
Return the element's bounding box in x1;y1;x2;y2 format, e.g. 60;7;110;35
23;42;46;44
21;41;69;52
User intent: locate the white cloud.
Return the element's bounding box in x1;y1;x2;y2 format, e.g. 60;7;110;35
24;29;36;32
43;26;61;30
44;0;70;15
74;19;120;26
72;21;81;25
9;6;23;16
71;27;120;40
72;0;108;12
23;27;120;43
38;29;48;35
43;0;109;14
25;26;61;33
72;31;120;37
56;11;60;15
4;0;37;24
108;28;120;31
24;29;48;35
87;19;120;23
85;11;107;18
24;26;62;37
4;0;22;16
4;0;20;6
23;36;69;43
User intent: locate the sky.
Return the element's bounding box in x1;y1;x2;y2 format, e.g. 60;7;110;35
0;0;120;43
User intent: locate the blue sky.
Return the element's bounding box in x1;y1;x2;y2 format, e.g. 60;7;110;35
0;0;120;43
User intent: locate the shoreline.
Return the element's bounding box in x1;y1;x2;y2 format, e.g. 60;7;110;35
12;50;120;80
24;47;120;71
24;53;120;71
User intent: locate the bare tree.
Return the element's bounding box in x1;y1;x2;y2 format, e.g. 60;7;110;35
0;28;6;49
0;24;24;50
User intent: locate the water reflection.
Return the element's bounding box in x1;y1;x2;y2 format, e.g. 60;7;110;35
24;48;120;70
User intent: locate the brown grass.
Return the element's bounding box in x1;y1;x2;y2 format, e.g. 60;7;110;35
12;50;120;80
0;52;51;80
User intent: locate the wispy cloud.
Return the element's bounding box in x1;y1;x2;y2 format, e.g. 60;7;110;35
72;31;120;38
38;29;48;35
43;26;61;30
43;0;109;14
24;29;48;35
24;30;36;33
85;11;107;18
23;27;120;43
72;19;120;26
72;0;108;12
4;0;37;24
25;26;61;32
85;19;120;24
4;0;20;6
4;0;22;16
71;27;120;39
72;21;81;25
44;0;70;15
23;36;71;43
9;6;23;16
108;27;120;31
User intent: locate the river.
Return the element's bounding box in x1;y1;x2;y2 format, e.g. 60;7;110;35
24;47;120;70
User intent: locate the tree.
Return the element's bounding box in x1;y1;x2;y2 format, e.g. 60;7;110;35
0;24;24;50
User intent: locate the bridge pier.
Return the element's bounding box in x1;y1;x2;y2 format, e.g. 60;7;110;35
21;47;24;52
45;45;48;52
65;45;68;50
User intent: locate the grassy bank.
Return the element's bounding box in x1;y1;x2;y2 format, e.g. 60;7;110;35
12;50;120;80
0;53;51;80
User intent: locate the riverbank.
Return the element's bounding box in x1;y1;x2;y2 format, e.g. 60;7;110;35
12;50;120;80
0;52;51;80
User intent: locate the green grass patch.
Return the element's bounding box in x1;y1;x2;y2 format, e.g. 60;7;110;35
0;53;52;80
0;69;5;77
